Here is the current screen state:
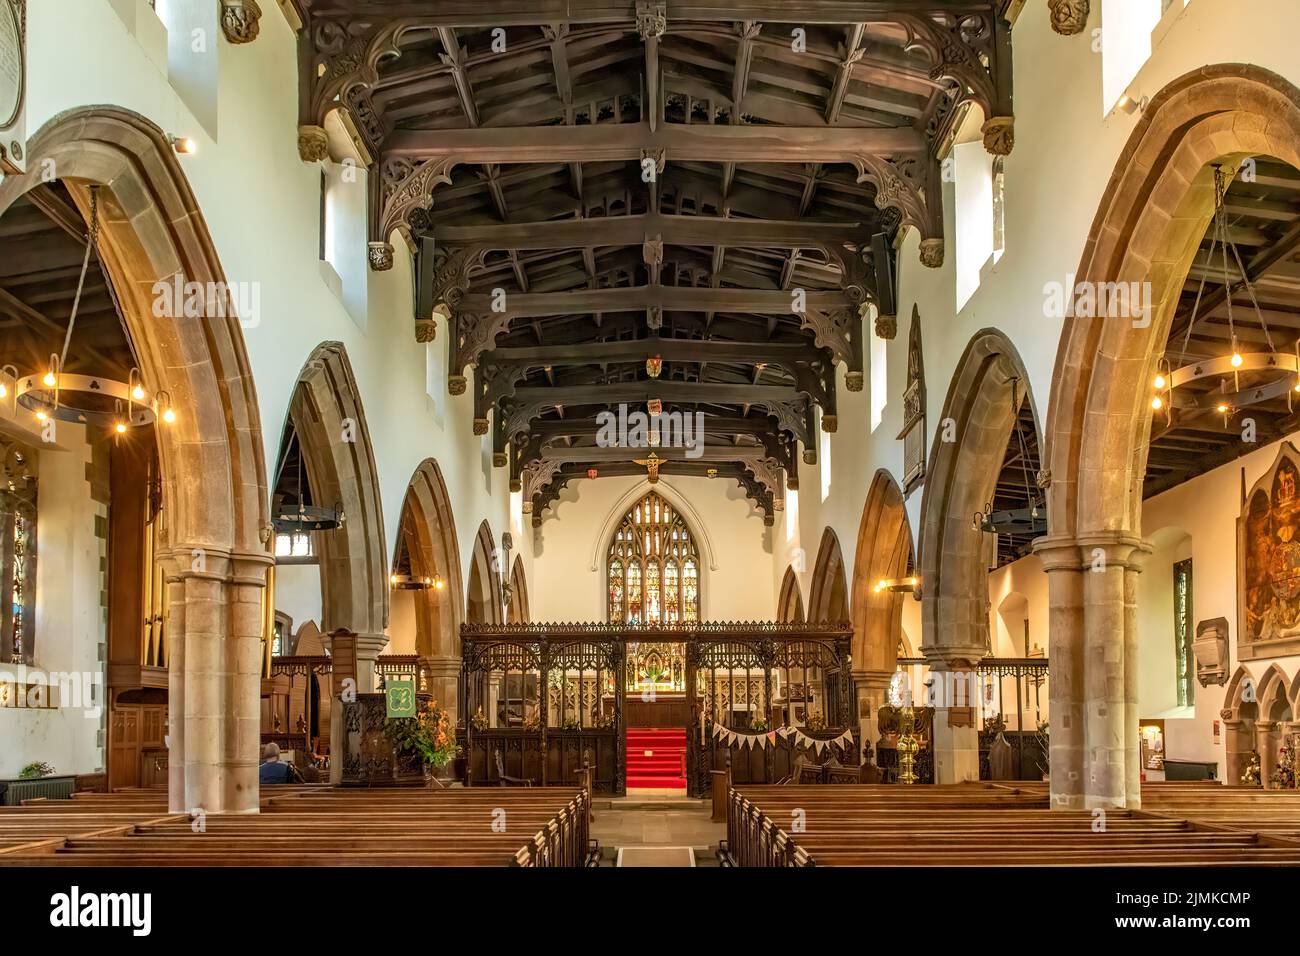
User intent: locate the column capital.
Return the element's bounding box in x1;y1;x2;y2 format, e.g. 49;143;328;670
1031;532;1151;572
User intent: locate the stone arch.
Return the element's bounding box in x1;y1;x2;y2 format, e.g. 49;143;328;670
1258;663;1292;723
284;342;388;663
394;460;465;712
467;519;504;625
508;555;530;623
0;107;271;814
917;328;1039;785
1038;64;1300;809
851;469;914;675
807;527;849;624
778;566;805;623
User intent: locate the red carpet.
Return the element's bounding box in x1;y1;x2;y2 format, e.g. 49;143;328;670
626;728;687;789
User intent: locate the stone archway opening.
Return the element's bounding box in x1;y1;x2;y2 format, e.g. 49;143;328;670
807;527;849;625
390;460;464;715
849;469;915;748
1039;64;1300;810
778;566;806;623
0;107;271;814
918;329;1041;784
467;519;504;626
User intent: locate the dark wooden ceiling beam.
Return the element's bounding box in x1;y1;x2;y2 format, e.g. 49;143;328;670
383;121;925;163
430;210;867;249
480;335;828;367
457;284;848;316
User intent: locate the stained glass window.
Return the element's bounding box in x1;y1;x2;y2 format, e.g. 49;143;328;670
1173;558;1194;707
1;442;37;666
606;492;701;624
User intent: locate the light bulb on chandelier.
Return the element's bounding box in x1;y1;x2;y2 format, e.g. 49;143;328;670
6;190;175;436
1150;166;1300;423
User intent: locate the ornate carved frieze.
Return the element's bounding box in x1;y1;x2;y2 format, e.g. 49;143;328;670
1048;0;1091;36
220;0;262;43
852;152;944;266
453;311;514;381
635;1;667;40
373;156;458;268
900;11;1013;154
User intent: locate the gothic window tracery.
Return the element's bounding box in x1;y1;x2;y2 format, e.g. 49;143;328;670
606;492;701;625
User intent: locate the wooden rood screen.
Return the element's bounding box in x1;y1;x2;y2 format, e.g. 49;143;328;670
460;621;855;797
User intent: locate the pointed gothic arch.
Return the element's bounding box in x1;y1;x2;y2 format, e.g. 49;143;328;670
508;555;530;623
606;490;701;624
850;469;914;696
284;342;388;654
0;106;271;814
778;566;805;623
394;460;464;662
467;519;504;625
807;527;849;624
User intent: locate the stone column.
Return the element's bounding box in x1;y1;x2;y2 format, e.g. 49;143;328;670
851;668;893;763
1220;716;1250;785
1079;537;1139;809
1256;720;1281;788
354;633;391;694
1031;537;1085;809
164;549;270;815
926;658;981;783
1123;561;1143;807
420;656;462;718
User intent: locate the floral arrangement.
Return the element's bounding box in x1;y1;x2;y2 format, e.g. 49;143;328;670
1271;742;1297;789
804;711;827;732
562;715;581;730
522;714;542;732
749;715;768;732
384;699;458;769
1242;751;1262;787
593;712;617;730
471;706;488;731
18;762;54;779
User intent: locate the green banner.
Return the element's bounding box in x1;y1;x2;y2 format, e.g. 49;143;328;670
385;679;417;718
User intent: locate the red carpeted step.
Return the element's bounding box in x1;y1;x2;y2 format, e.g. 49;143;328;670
625;727;688;789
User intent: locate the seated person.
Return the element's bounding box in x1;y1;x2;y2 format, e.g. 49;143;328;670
259;742;300;784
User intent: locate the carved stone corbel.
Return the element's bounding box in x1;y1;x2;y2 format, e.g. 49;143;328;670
298;125;329;163
220;0;261;44
919;239;944;269
874;312;898;340
1048;0;1090;35
635;1;667;39
981;116;1014;156
367;242;393;271
845;372;864;392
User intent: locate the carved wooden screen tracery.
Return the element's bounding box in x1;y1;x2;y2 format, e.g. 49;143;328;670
607;492;700;625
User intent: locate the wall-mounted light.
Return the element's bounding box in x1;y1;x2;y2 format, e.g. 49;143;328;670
1115;92;1147;115
170;135;198;155
874;576;919;595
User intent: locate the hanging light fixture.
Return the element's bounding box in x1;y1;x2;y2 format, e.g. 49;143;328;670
873;576;920;595
8;189;176;435
974;377;1047;537
390;573;432;590
1151;165;1300;421
271;431;344;533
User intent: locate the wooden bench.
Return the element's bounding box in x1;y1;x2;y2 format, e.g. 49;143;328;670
0;787;594;867
723;783;1300;866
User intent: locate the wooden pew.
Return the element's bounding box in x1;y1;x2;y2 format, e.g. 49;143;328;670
0;787;594;867
724;783;1300;866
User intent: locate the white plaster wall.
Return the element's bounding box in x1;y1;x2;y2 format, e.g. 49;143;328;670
274;563;323;638
531;475;775;622
0;426;105;778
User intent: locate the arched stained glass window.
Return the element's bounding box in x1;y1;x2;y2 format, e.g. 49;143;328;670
606;492;701;624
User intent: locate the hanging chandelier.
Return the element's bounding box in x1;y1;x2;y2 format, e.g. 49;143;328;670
271;432;344;533
974;377;1046;537
0;188;177;434
1151;165;1300;421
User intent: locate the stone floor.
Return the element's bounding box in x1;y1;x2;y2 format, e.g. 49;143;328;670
590;792;726;866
